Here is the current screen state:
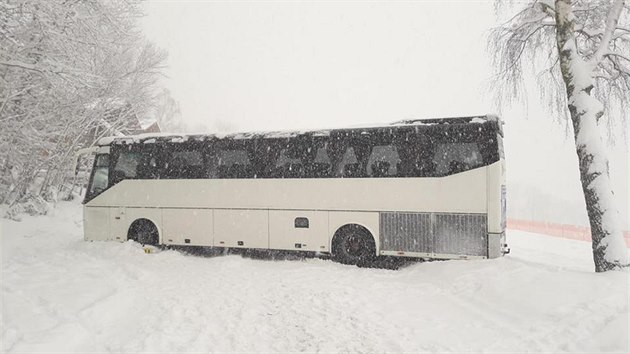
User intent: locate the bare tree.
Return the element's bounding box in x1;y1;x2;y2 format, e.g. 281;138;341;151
489;0;629;272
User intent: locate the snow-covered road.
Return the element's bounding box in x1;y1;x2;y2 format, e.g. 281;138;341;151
1;202;628;353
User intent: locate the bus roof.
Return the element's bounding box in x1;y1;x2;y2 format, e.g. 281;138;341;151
96;114;502;146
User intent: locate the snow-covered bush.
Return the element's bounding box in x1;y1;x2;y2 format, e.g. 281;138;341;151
4;194;50;221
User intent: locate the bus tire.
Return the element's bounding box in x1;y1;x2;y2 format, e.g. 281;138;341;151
332;224;376;266
128;219;159;246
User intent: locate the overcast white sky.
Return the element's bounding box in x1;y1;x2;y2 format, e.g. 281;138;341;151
141;0;628;227
141;0;496;132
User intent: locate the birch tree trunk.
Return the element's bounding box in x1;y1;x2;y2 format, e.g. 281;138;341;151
555;0;628;272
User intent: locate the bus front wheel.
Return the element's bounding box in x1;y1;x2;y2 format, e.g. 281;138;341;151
332;225;376;266
128;219;159;246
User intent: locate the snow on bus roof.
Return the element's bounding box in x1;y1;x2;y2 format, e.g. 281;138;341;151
96;114;499;146
392;114;500;126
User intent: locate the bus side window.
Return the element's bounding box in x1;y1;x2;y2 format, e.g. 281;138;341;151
136;149;161;179
274;147;304;178
216;149;254;178
308;145;332;178
164;150;204;179
335;146;359;177
400;146;436;177
206;153;219;178
434;143;482;176
111;150;139;184
367;145;400;177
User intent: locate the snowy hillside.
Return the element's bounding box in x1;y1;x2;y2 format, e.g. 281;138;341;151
2;201;628;353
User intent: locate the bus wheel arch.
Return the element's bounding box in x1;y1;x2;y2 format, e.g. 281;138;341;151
127;218;160;246
331;224;377;265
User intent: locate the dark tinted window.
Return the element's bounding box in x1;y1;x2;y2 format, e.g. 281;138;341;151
275;149;301;167
138;148;162;179
85;154;109;202
395;125;500;177
97;154;109;167
335;146;361;177
105;122;501;181
111;145;164;183
208;148;255;178
273;147;305;178
404;152;436;177
367;145;400;177
263;137;324;178
111;150;140;183
164;149;204;179
433;142;483;176
306;144;332;178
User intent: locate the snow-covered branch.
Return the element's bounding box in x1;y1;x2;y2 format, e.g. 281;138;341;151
489;0;629;124
604;51;630;63
590;0;625;65
0;0;170;206
0;59;43;73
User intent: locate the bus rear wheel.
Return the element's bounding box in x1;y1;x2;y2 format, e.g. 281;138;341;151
128;219;159;246
332;225;376;266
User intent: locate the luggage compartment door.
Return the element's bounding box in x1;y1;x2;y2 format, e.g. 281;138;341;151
214;209;268;249
163;209;213;246
269;210;329;252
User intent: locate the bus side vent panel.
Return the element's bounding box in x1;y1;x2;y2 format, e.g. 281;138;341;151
433;214;487;256
380;212;487;257
380;212;432;253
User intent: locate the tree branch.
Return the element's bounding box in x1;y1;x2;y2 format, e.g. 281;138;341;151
604;51;630;63
591;0;625;64
0;60;44;74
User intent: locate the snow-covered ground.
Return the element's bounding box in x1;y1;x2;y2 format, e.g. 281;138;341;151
1;201;628;353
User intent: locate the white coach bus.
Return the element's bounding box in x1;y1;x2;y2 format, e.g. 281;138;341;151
81;115;508;265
